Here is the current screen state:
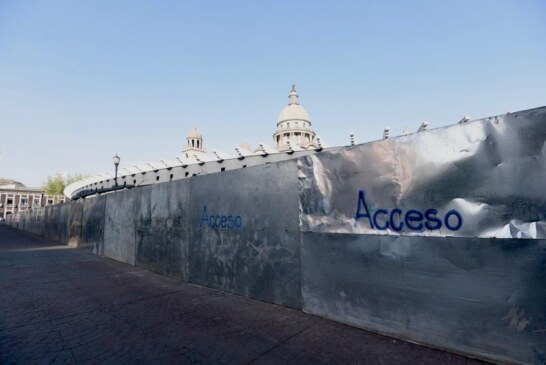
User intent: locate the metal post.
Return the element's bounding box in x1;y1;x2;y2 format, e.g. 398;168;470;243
112;154;120;188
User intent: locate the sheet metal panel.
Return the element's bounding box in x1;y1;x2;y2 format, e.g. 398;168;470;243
30;208;42;235
29;207;44;236
43;206;53;239
48;204;69;244
68;200;83;247
16;211;25;231
81;195;106;254
49;205;59;241
104;190;137;265
28;210;35;233
189;161;302;309
58;204;69;244
21;209;30;232
301;232;546;364
299;107;546;238
135;180;190;280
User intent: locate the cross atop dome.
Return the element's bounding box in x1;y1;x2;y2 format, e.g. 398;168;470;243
288;84;299;105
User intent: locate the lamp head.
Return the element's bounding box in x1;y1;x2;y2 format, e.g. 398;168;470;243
112;154;120;166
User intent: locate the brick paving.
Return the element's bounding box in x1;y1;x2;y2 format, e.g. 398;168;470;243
0;224;490;364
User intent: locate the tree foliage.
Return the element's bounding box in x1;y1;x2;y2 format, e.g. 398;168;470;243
42;173;86;195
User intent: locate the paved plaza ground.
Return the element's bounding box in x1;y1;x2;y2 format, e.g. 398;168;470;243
0;224;489;364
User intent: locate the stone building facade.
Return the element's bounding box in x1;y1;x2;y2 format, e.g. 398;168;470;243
0;182;67;220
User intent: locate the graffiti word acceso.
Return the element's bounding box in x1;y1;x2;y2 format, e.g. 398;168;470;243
354;191;463;232
200;205;242;229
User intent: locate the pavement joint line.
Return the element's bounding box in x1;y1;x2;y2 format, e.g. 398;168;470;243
244;317;324;364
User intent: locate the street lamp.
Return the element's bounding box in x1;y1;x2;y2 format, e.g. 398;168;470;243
112;154;120;188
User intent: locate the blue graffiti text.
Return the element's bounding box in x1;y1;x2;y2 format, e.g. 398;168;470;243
354;190;462;232
200;205;242;229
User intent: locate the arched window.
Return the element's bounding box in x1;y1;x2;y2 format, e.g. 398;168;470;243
192;140;195;148
197;140;200;148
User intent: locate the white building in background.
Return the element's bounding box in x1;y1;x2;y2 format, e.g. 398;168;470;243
273;85;318;151
63;84;446;199
0;181;67;220
180;84;319;158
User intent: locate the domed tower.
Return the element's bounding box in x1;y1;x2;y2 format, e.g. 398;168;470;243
182;126;205;157
273;85;317;151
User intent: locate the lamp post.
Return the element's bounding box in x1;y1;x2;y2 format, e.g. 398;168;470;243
112;154;120;188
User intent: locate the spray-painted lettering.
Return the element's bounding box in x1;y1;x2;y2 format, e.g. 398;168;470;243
200;205;242;229
354;190;462;232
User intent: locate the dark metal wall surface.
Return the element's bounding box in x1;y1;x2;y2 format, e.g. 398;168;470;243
68;200;83;247
135;180;190;280
104;190;137;265
300;232;546;364
24;206;45;236
296;106;546;364
45;203;69;244
81;195;106;254
189;161;302;309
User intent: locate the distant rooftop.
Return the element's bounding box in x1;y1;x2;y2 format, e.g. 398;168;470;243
0;178;42;192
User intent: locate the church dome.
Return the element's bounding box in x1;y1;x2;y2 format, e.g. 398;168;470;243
273;85;317;152
276;85;311;125
278;104;310;124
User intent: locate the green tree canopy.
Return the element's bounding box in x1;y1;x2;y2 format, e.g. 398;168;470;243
42;173;86;195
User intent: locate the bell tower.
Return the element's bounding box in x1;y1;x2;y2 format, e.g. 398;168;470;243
182;126;205;157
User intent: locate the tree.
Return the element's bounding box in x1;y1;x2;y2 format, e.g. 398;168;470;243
42;173;86;196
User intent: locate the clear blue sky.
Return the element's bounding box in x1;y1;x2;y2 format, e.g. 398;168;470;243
1;0;545;187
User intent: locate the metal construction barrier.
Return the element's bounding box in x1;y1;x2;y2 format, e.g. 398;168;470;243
298;107;546;364
135;181;191;280
189;161;302;309
299;108;546;239
7;106;546;364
